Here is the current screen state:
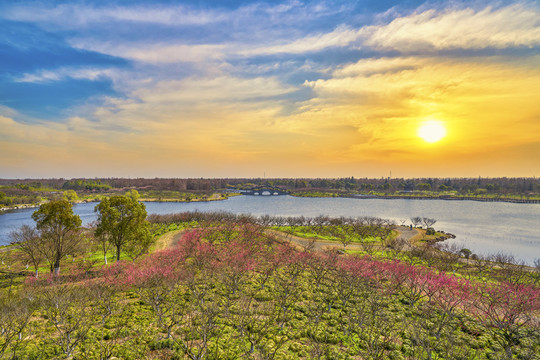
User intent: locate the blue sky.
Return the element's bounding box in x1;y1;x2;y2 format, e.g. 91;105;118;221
1;0;539;178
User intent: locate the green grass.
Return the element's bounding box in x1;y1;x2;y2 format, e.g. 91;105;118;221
272;225;389;244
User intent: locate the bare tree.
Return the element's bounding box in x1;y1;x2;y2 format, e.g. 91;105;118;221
10;225;43;278
384;237;408;259
0;294;34;358
230;296;276;355
489;252;528;285
172;294;226;360
346;289;399;360
80;282;129;360
40;280;94;358
87;221;112;265
421;217;437;229
410;216;422;228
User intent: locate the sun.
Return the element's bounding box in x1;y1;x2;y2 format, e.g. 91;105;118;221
418;120;447;143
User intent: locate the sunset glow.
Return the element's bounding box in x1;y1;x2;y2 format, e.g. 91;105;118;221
1;1;539;178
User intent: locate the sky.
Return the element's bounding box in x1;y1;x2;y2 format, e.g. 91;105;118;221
1;0;539;179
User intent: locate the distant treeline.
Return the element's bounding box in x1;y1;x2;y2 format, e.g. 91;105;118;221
1;177;539;195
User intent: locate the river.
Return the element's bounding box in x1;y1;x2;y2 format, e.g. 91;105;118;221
1;195;539;264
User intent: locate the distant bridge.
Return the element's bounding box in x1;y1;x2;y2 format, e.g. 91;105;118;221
241;187;290;196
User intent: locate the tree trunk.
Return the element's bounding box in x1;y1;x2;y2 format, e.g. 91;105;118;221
54;258;61;276
116;245;121;262
505;346;513;360
104;254;108;265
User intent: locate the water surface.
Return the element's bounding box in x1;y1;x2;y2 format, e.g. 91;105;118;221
1;196;538;264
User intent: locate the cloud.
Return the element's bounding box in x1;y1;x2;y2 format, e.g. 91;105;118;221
131;75;296;103
1;3;229;27
362;3;540;52
14;67;117;83
68;25;364;65
238;25;363;56
60;2;540;70
67;40;228;64
0;1;336;30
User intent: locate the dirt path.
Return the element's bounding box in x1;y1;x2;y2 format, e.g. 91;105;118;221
154;229;189;250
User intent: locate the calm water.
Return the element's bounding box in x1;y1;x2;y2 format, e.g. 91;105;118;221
1;196;539;264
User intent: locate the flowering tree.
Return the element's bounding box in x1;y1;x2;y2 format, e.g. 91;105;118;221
470;282;540;359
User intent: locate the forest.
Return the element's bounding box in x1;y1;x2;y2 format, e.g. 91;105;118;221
1;177;539;208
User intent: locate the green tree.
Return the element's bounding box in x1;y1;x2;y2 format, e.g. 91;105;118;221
32;199;82;275
125;189;140;202
94;195;152;262
416;183;432;191
63;190;78;202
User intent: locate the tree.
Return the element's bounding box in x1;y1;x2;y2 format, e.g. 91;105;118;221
40;279;94;358
0;294;35;358
32;199;82;275
416;183;432;191
62;190;78;202
95;195;152;262
410;216;422;228
125;189;140;201
89;221;112;265
10;225;43;278
421;217;437;229
470;282;540;359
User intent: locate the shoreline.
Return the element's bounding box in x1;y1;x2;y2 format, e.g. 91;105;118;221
339;194;540;204
0;194;236;213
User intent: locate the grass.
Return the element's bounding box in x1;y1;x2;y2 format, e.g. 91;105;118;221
271;225;391;244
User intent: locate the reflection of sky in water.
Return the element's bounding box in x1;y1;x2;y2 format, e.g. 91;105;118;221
1;197;539;264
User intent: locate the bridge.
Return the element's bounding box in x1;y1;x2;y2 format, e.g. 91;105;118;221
241;187;290;196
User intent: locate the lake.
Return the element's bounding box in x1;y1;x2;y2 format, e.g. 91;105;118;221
1;195;539;264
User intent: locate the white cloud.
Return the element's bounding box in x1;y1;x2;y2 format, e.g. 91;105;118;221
68;40;227;64
238;25;363;56
131;75;296;103
1;3;228;27
68;24;365;65
333;57;427;77
15;67;117;83
362;3;540;51
1;1;335;29
15;70;62;83
61;2;540;68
